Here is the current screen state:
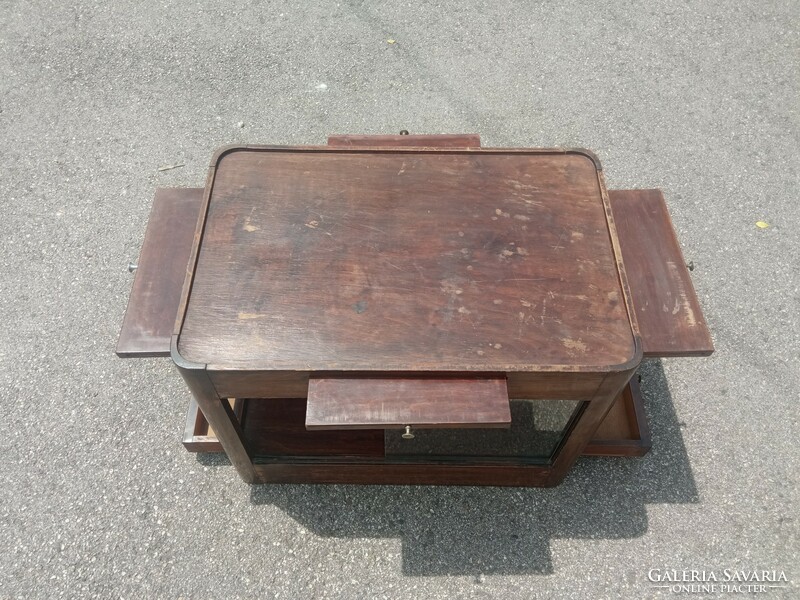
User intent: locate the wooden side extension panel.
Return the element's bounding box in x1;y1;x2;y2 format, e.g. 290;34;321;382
328;133;481;148
116;188;204;358
609;189;714;357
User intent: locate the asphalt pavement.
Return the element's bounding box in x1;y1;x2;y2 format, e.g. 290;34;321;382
1;1;797;598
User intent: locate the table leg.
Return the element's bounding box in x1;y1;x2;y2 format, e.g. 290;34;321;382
547;369;635;485
172;339;256;483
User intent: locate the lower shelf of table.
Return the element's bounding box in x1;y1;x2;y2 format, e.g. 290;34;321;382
183;379;650;459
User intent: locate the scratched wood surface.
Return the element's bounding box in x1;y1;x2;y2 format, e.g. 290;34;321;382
305;376;511;429
177;147;637;371
609;189;713;357
117;188;203;358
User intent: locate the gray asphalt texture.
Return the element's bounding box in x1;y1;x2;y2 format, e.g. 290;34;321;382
1;1;798;598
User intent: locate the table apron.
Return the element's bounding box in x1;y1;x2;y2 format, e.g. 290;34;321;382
207;370;608;401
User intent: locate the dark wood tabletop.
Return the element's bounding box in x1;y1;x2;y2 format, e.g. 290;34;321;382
175;146;638;372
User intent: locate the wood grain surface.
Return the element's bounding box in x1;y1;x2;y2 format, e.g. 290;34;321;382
305;376;511;429
206;369;607;400
609;189;713;357
117;188;203;357
177;147;637;371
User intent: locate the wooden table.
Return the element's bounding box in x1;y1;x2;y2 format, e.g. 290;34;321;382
118;134;712;486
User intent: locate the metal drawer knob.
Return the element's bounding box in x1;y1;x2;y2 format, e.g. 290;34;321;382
401;425;415;440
